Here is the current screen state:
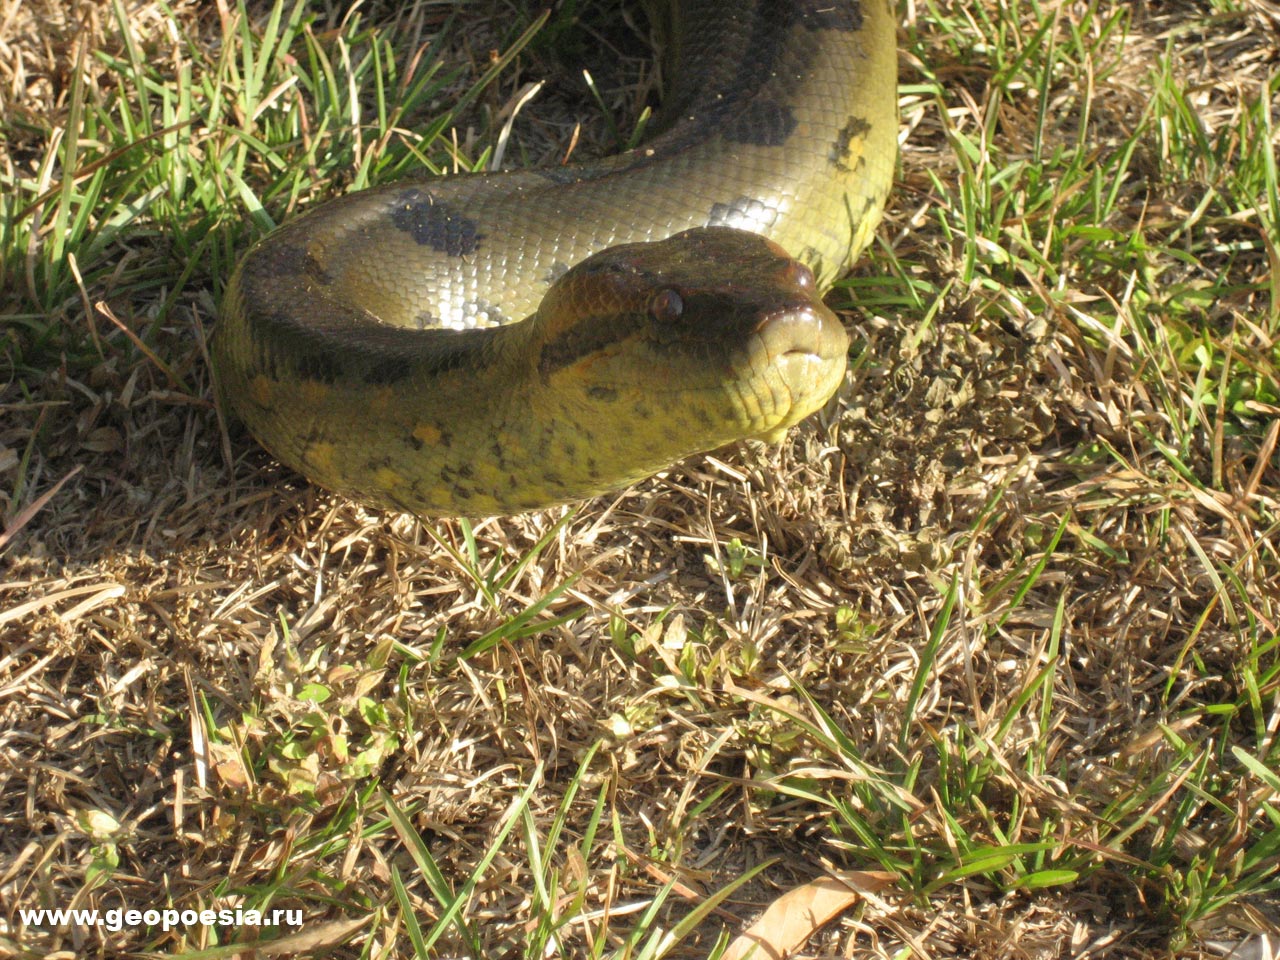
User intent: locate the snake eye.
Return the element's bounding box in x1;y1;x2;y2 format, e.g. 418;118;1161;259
649;288;684;323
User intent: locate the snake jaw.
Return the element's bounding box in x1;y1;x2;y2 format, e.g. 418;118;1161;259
743;301;849;433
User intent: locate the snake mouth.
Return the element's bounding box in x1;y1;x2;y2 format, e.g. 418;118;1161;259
752;303;848;364
741;302;849;430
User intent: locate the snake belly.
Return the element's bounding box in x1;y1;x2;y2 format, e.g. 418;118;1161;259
214;0;898;517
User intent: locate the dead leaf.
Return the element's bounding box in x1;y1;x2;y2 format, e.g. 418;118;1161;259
722;871;895;960
231;912;371;956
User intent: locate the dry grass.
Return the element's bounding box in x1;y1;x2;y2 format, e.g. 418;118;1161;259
2;0;1278;957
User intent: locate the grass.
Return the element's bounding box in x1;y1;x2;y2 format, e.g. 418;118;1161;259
1;0;1278;957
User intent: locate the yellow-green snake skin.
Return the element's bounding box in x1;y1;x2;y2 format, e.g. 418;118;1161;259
214;0;897;517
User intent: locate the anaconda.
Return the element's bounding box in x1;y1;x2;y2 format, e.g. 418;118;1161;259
214;0;897;517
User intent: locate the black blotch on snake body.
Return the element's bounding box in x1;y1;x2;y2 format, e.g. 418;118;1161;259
391;188;484;256
361;355;415;386
460;299;513;326
262;242;333;286
707;196;779;231
587;386;619;402
303;251;333;286
415;335;492;378
293;354;342;385
263;242;306;273
438;463;475;486
250;312;343;384
831;116;872;172
723;100;798;148
542;261;572;286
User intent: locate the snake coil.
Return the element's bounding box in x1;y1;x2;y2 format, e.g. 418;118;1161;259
214;0;897;516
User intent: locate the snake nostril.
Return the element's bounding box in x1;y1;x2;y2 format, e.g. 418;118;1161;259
784;260;815;290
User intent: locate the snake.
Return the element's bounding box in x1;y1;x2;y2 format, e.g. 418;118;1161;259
214;0;897;517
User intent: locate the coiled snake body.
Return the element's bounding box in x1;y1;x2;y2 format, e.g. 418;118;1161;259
214;0;897;516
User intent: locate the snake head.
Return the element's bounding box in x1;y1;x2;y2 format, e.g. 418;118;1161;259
530;226;849;454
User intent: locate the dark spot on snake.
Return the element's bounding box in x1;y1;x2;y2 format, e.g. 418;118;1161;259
587;386;618;402
407;433;424;451
707;196;779;232
645;4;798;159
304;251;332;286
542;261;571;286
391;188;483;256
414;329;501;379
362;355;414;385
265;242;307;276
254;240;327;284
723;100;797;147
730;5;795;98
633;401;653;419
414;311;440;330
586;457;600;479
690;407;714;429
439;462;474;485
798;0;863;31
831;116;872;172
257;316;345;384
461;299;511;326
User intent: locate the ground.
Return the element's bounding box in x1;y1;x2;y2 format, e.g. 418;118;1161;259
1;0;1278;957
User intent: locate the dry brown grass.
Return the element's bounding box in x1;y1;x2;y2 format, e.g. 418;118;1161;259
2;0;1278;957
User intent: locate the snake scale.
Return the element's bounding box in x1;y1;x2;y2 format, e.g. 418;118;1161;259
214;0;897;517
